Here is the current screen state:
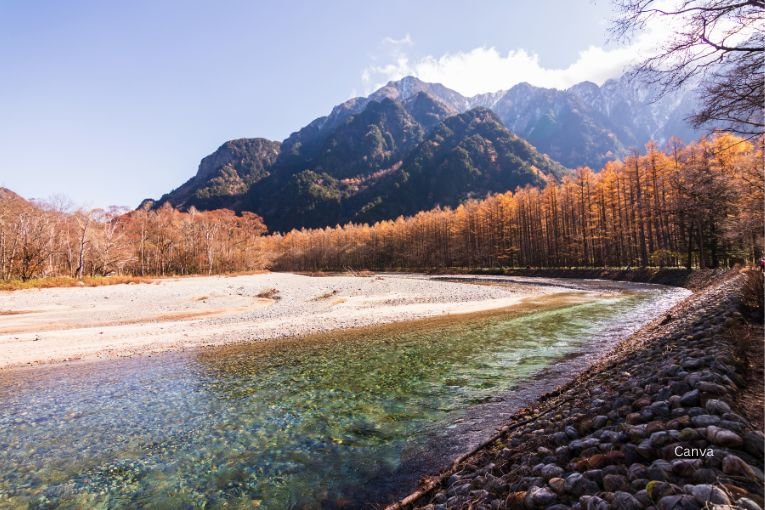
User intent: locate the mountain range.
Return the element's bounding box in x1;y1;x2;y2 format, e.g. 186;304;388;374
150;75;700;232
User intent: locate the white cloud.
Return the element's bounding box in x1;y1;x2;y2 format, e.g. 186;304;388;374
381;34;413;48
362;23;675;96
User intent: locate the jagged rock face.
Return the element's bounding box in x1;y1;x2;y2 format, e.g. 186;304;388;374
277;75;700;172
367;76;702;170
491;83;625;170
481;77;700;169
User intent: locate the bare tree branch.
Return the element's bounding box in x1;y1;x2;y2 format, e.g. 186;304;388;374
612;0;764;136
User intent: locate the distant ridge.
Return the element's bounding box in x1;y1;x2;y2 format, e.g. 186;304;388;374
153;74;700;232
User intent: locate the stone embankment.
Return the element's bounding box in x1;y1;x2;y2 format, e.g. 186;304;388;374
390;271;764;510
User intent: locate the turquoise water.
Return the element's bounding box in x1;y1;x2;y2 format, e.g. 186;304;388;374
0;286;684;509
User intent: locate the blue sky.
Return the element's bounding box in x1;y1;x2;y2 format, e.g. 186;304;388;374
0;1;630;208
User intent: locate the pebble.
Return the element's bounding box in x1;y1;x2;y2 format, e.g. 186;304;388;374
691;414;721;427
526;486;557;507
697;381;727;394
657;494;701;509
602;473;629;492
684;483;731;505
579;495;609;510
612;490;643;510
736;498;764;510
679;389;700;407
722;455;764;482
706;425;744;448
705;399;732;415
548;477;565;493
540;464;564;480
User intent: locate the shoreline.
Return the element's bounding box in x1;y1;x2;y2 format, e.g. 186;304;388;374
0;272;583;370
391;270;765;510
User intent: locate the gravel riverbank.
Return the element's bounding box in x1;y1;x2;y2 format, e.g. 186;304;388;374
0;272;567;369
391;271;764;510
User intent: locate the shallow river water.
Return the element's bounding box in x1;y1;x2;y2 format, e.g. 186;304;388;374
0;278;689;509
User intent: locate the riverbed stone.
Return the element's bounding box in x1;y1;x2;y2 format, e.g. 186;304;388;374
592;415;608;429
691;414;720;427
722;455;764;482
646;481;679;500
697;381;727;395
526;486;557;508
602;474;629;492
548;477;565;494
683;484;731;505
627;424;649;441
680;390;700;407
735;498;764;510
706;425;744;448
583;469;603;484
636;438;656;459
657;494;701;510
612;491;644;510
540;464;564;480
742;431;765;457
579;495;609;510
649;401;671;418
628;463;648;481
650;430;673;448
671;459;702;477
666;416;691;430
705;399;731;415
682;358;704;370
564;472;599;496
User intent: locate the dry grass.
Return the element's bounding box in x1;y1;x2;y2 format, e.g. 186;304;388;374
732;321;764;430
256;288;281;300
0;275;153;292
740;269;764;321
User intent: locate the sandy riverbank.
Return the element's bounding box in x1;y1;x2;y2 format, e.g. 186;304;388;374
0;272;574;369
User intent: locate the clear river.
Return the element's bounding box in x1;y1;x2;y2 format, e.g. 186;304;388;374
0;277;689;510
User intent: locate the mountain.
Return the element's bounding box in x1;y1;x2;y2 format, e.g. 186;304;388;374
359;75;699;170
393;75;700;170
155;138;280;210
232;103;565;232
153;74;700;231
349;108;564;222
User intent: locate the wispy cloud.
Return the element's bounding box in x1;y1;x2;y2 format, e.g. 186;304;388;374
361;23;674;96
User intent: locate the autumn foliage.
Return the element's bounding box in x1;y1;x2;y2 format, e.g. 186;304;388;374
265;135;763;271
0;198;267;281
0;134;761;283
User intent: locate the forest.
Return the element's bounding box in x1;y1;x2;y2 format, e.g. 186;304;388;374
0;197;268;282
265;134;763;271
0;134;761;282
